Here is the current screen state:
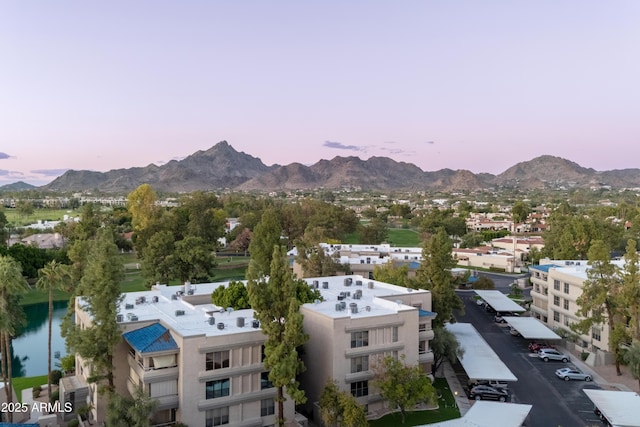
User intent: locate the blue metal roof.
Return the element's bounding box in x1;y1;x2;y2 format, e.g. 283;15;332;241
530;264;553;273
408;261;421;269
419;309;437;317
123;323;178;354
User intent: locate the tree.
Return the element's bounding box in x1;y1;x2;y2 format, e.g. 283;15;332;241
431;326;464;377
141;230;175;285
359;217;388;244
36;260;72;398
247;245;308;427
472;276;495;290
623;342;640;392
181;191;227;244
64;228;124;392
511;201;530;224
414;228;464;327
319;381;368;427
621;239;640;342
170;236;216;284
373;263;412;288
106;386;158;427
374;355;436;424
127;184;159;233
211;281;250;310
573;240;625;375
229;227;252;254
248;208;282;277
16;200;34;219
0;255;29;422
295;242;346;278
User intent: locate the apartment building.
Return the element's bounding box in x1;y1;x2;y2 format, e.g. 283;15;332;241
68;275;434;426
299;275;435;419
529;260;628;358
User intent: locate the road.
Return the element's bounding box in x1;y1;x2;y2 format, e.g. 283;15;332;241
455;286;603;427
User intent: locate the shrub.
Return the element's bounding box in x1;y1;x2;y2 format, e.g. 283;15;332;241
68;419;80;427
50;369;63;385
33;385;42;392
32;388;41;399
50;390;60;403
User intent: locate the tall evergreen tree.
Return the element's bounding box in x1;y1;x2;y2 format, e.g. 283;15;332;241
414;227;463;327
64;228;125;392
622;239;640;342
247;245;307;427
247;208;282;277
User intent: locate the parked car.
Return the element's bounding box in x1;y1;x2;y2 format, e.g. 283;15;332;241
484;304;497;314
529;342;555;352
555;367;592;381
476;298;485;306
468;379;509;390
468;385;509;402
538;348;569;362
508;326;521;336
494;312;519;323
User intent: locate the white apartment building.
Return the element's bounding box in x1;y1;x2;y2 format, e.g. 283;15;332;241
529;259;629;359
69;275;434;426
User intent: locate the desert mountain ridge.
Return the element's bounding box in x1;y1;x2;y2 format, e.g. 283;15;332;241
33;141;640;193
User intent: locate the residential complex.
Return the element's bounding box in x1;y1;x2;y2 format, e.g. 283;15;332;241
66;275;434;426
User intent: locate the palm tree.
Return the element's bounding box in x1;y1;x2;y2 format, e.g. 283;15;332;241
36;260;72;398
624;342;640;392
0;255;29;422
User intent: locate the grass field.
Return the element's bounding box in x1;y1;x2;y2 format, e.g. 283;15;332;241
4;208;80;227
343;228;422;247
369;378;460;427
12;375;48;403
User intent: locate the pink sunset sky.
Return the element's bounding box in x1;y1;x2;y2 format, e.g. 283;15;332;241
1;1;640;186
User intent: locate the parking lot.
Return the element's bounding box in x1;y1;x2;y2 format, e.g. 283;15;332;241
456;291;605;426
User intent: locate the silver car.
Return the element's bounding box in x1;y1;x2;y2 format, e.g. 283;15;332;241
555;367;592;381
538;348;569;362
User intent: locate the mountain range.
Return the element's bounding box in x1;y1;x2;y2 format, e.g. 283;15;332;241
39;141;640;193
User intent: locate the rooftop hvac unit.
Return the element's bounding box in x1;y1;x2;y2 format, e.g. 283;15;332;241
135;297;146;304
152;296;159;303
337;295;345;301
353;293;361;300
187;289;195;295
345;291;351;297
344;278;352;286
322;282;329;289
350;303;358;313
208;316;216;325
217;322;225;330
356;280;363;286
335;303;343;311
236;317;245;327
125;303;134;310
126;313;138;321
365;306;371;312
368;282;374;289
171;294;178;300
339;301;347;310
312;280;319;289
252;320;260;328
175;310;186;316
355;289;362;297
116;314;124;323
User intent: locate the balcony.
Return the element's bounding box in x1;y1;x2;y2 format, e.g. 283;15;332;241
419;329;434;341
418;351;434;364
128;354;179;383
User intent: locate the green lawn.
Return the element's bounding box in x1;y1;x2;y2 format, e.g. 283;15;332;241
369;378;461;427
387;228;421;247
4;208;80;227
12;375;48;403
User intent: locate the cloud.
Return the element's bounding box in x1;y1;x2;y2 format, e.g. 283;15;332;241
0;152;12;159
424;141;436;145
323;141;363;152
30;168;69;176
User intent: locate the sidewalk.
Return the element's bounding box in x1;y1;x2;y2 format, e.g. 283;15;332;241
441;360;471;416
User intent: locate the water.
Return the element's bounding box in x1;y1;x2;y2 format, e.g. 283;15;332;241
10;301;69;378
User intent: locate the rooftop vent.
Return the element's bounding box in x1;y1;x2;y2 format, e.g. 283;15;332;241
152;296;159;303
208;316;216;325
312;280;319;289
227;307;234;315
135;297;146;304
350;303;358;314
125;303;134;310
217;322;225;330
187;289;195;295
252;320;260;329
126;313;138;321
175;310;186;316
322;282;329;289
116;314;124;323
237;317;245;327
171;294;178;300
339;301;347;310
365;306;371;312
368;282;375;289
335;303;344;311
356;280;363;286
344;278;353;286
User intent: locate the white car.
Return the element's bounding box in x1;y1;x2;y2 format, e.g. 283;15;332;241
538;349;569;362
555;367;592;381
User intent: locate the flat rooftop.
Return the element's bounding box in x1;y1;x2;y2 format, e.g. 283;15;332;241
583;389;640;427
474;290;526;313
503;316;561;340
428;401;532;427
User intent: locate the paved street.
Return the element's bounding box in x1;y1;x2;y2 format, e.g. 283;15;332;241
455;288;603;427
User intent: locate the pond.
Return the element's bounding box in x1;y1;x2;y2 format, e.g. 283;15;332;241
10;301;69;378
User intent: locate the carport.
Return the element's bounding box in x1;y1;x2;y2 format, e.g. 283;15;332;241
502;316;562;340
427;401;532;427
583;389;640;426
446;322;518;382
474;290;526;313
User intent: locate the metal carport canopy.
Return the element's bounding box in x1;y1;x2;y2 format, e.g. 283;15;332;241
475;290;526;313
426;401;532;427
583;389;640;427
445;322;518;382
502;316;562;340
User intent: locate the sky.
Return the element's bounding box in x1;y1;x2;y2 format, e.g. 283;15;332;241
2;1;640;186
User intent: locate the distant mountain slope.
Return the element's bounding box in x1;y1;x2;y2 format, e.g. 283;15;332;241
0;181;38;192
37;143;640;192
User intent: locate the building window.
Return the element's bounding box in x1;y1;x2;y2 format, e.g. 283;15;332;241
351;356;369;373
592;328;601;341
206;351;230;371
563;299;569;310
564;316;570;327
543;287;548;296
553;311;560;322
351;380;368;397
392;326;398;343
553;280;560;290
351;331;369;348
563;282;570;294
261;371;273;389
206;407;229;426
419;340;426;354
534;284;540;293
419;323;426;332
261;345;266;362
553;295;560;306
261;398;275;416
205;379;230;399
